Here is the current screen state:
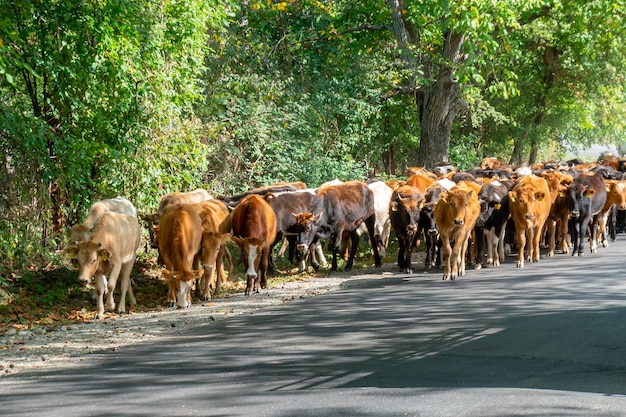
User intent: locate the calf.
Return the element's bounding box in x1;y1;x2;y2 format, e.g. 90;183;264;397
232;194;277;295
390;185;423;273
294;181;382;272
566;172;607;256
158;204;204;308
434;183;480;280
65;213;141;319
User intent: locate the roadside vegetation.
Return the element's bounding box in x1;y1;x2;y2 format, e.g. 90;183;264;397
0;1;624;325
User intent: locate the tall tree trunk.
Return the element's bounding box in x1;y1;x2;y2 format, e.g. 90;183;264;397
388;0;468;169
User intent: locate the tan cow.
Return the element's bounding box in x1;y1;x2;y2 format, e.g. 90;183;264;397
541;170;574;256
65;213;141;319
158;204;204;308
69;196;137;243
508;175;551;267
194;199;233;300
598;179;626;247
434;182;480;280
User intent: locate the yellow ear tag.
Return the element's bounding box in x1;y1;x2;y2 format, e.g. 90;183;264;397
584;190;593;198
494;203;501;210
510;195;516;203
559;191;566;198
101;252;109;261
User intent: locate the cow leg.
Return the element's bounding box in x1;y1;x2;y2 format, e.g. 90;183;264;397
397;236;407;271
94;273;107;319
116;260;135;314
344;230;360;271
441;236;453;280
516;228;526;268
363;214;382;267
105;263;122;313
531;226;542;263
259;246;271;290
314;243;327;268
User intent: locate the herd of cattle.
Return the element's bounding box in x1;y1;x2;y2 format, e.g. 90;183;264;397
64;155;626;319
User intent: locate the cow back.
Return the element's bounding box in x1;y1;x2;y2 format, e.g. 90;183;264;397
89;212;141;263
158;204;203;272
313;180;375;238
232;194;277;244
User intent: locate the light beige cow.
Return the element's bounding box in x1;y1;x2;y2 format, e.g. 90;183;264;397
69;196;137;243
66;212;141;319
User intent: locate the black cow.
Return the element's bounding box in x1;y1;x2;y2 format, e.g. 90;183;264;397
474;180;511;267
389;185;423;274
265;190;323;272
566;172;607;256
293;181;382;271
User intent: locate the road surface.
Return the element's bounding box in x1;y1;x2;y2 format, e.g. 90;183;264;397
2;239;626;416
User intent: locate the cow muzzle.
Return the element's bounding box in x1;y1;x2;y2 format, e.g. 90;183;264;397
525;213;535;220
296;243;309;252
406;224;417;233
571;211;579;218
454;219;464;226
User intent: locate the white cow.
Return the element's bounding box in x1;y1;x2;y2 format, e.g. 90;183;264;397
66;213;141;319
69;196;137;243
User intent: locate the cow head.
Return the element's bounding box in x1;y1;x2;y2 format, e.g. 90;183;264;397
509;188;546;221
292;212;322;254
567;183;594;219
65;241;111;285
440;189;474;226
232;235;266;295
390;187;423;238
609;181;626;210
162;269;203;308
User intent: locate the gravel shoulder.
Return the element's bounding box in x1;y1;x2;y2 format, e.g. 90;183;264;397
0;264;400;376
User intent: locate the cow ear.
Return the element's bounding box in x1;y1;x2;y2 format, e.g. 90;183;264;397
390;201;399;212
494;203;501;210
536;192;545;201
65;245;79;259
508;191;516;203
162;269;174;280
314;212;323;222
559;190;566;198
584;189;595;197
232;236;243;247
98;248;112;261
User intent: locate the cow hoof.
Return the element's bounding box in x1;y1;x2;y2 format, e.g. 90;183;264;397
166;301;175;308
474;264;482;270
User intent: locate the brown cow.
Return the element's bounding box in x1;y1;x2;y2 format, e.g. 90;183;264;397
508;174;551;267
541;170;574;256
157;204;204;308
140;189;212;250
434;182;480;280
407;173;435;196
598;179;626;246
232;194;277;295
389;185;424;273
65;212;141;319
194;199;233;300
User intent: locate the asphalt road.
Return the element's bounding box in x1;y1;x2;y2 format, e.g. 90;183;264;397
3;239;626;417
